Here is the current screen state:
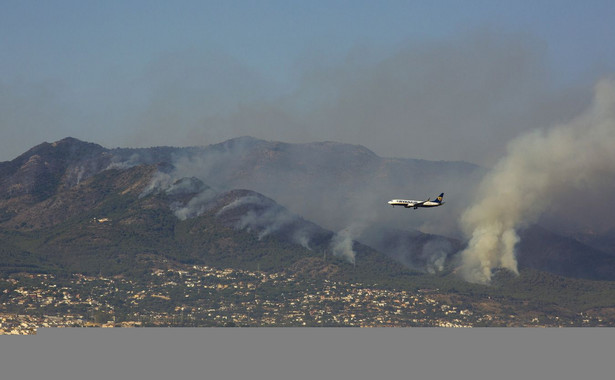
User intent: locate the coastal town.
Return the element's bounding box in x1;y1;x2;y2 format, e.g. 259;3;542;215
1;265;610;334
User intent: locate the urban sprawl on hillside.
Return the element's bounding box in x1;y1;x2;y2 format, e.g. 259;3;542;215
2;265;610;334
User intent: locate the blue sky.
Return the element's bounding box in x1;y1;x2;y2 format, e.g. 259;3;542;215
2;1;614;163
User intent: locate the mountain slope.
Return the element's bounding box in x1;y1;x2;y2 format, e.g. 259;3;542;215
517;226;615;281
0;137;111;201
3;137;615;283
0;160;416;284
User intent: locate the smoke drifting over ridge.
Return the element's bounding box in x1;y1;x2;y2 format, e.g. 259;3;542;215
122;136;477;270
459;79;615;284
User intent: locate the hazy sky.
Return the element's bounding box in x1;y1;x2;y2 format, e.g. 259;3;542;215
2;1;614;164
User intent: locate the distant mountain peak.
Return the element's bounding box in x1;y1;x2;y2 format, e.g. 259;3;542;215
13;137;106;163
52;136;87;146
211;136;378;158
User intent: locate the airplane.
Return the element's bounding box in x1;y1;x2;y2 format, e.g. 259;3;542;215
387;193;445;209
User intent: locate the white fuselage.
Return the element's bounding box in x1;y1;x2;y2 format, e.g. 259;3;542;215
387;199;443;208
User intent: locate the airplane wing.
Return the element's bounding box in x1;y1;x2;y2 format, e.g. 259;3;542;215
407;198;429;208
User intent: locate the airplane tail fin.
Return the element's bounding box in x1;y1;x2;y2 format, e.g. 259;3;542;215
433;193;444;204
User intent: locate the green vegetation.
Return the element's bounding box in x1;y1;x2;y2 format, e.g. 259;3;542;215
2;162;615;325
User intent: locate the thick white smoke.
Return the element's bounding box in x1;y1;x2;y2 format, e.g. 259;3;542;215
329;224;368;264
216;195;296;240
459;79;615;284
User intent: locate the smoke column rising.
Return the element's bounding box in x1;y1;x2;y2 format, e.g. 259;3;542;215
459;79;615;284
330;224;367;264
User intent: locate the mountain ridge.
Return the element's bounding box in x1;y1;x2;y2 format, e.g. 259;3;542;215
0;158;418;285
2;136;615;282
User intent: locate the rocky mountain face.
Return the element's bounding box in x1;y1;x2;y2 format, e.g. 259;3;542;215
0;138;110;195
0;144;412;281
1;136;614;281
